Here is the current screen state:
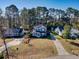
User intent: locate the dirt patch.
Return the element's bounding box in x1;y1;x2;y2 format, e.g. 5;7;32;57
8;39;57;59
0;38;13;47
59;38;79;56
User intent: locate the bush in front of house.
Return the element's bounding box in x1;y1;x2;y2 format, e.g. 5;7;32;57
47;32;51;39
56;36;62;40
51;31;58;35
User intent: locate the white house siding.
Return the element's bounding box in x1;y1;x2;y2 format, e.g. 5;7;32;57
55;27;63;36
70;28;79;38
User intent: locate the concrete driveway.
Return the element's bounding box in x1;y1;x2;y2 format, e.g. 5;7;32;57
50;33;79;59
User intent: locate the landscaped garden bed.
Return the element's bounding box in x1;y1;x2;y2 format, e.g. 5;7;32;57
8;39;57;59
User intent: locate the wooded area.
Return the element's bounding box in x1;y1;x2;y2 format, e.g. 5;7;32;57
0;4;79;30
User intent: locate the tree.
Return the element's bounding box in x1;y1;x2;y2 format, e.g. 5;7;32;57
0;8;3;36
20;7;37;30
66;7;79;23
0;26;9;59
20;8;29;29
5;4;19;28
0;8;2;24
36;7;48;23
48;8;65;22
48;8;55;21
0;8;2;16
27;8;36;30
63;24;71;39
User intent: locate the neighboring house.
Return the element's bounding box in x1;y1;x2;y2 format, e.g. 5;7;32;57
32;24;47;38
3;28;24;38
70;28;79;38
51;26;64;36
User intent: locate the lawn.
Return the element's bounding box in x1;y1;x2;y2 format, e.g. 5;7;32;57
57;36;79;56
8;39;57;59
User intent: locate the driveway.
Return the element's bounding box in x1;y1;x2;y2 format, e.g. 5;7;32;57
50;34;79;59
53;39;70;55
50;33;69;55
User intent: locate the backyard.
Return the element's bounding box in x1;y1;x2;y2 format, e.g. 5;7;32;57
7;38;57;59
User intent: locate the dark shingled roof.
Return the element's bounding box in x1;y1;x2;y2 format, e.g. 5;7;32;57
3;28;24;38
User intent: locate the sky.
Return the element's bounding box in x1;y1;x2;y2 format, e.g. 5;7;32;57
0;0;79;11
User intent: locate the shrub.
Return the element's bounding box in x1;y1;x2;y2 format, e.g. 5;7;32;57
56;36;62;40
0;53;4;59
51;31;58;35
63;24;71;39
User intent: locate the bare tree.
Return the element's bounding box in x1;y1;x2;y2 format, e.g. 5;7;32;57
0;26;9;59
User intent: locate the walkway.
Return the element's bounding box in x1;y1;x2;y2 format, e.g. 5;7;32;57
0;38;24;53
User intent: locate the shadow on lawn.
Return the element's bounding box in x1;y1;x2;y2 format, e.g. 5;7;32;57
70;42;79;47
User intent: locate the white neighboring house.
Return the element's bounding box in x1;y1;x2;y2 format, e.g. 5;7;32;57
32;24;47;38
70;28;79;38
70;28;79;34
55;27;63;36
52;27;64;36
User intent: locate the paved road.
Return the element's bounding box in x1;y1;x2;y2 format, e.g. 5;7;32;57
44;55;79;59
0;38;24;53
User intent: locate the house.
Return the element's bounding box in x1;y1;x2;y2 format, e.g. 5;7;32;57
70;28;79;39
32;24;47;38
3;27;25;38
51;26;64;36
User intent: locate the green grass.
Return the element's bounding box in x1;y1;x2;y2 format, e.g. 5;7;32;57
55;35;62;40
